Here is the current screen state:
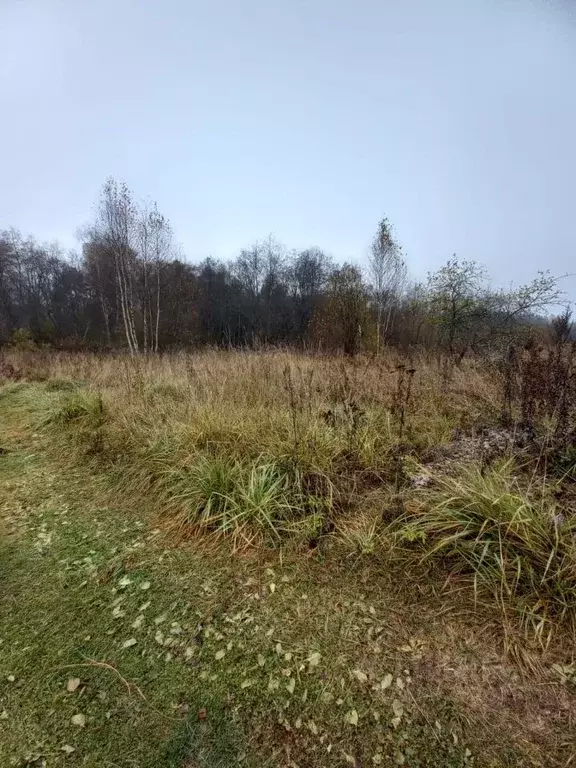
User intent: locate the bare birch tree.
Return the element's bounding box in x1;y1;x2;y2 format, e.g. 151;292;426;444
139;203;172;353
97;178;139;354
368;217;406;354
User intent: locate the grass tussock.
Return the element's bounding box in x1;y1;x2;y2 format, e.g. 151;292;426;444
152;453;323;546
46;389;104;425
399;460;576;644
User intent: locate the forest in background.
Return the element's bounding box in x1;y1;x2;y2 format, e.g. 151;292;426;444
0;177;568;357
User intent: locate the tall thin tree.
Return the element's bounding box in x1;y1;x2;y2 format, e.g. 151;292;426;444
368;217;406;354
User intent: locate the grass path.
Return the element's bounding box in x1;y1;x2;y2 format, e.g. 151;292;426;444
0;383;574;767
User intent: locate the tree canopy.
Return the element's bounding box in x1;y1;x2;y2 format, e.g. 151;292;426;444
0;178;567;355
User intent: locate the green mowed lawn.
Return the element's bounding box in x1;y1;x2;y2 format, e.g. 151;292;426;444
0;384;572;767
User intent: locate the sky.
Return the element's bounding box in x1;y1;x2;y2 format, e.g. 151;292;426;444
1;0;576;296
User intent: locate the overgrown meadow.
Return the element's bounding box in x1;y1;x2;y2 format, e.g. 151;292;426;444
1;347;576;767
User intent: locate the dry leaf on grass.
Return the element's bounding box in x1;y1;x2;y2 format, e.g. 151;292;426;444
344;709;358;726
71;713;86;727
381;673;393;690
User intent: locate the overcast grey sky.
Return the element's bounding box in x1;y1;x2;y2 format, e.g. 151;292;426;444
1;0;576;293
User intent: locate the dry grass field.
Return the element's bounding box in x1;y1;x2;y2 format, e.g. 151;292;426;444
1;349;576;767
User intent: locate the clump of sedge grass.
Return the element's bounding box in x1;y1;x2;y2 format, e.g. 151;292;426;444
399;460;576;645
43;389;104;428
42;389;106;454
147;451;324;547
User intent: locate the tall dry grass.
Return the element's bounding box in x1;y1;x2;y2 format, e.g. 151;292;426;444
5;347;576;641
5;347;498;442
6;347;497;535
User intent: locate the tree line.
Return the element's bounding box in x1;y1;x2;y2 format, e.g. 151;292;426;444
0;178;566;357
